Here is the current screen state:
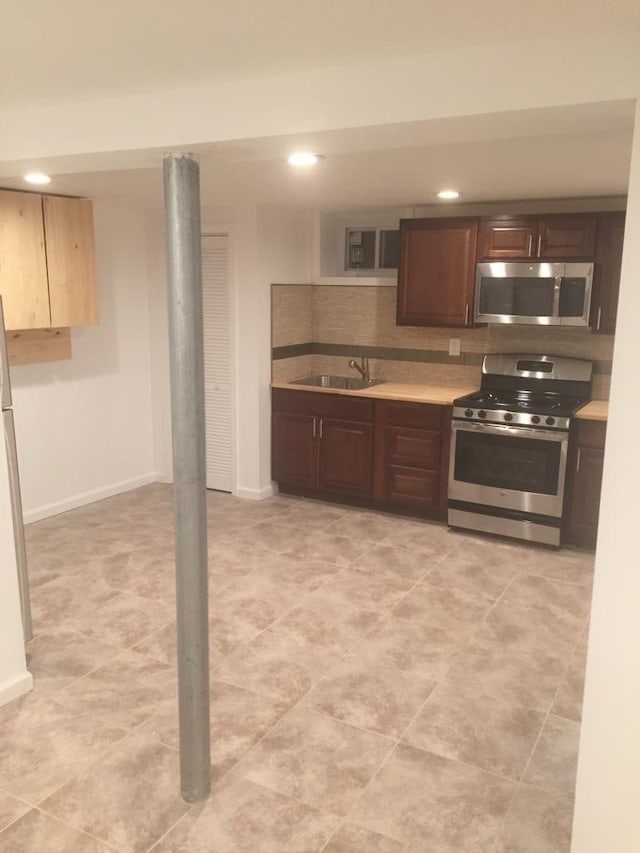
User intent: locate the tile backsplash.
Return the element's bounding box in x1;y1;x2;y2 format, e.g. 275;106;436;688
272;284;613;398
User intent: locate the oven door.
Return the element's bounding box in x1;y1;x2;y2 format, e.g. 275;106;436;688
449;420;569;518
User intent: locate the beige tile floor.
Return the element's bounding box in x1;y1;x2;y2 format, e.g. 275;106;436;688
0;484;593;852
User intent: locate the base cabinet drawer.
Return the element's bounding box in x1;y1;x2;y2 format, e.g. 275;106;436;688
386;426;441;469
385;465;440;509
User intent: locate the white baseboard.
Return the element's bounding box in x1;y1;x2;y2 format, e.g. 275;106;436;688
0;671;33;708
23;473;163;524
233;484;275;501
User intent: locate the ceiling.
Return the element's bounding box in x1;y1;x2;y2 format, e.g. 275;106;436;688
0;102;634;211
2;1;639;110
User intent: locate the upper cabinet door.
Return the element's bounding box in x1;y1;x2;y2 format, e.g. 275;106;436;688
537;214;597;259
478;217;538;259
43;196;98;326
0;191;51;330
592;211;625;335
397;218;478;327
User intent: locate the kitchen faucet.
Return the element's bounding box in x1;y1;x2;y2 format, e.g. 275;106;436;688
348;356;370;382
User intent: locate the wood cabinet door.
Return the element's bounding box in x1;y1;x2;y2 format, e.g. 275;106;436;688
0;191;51;329
272;412;317;489
568;446;605;549
537;215;597;259
478;218;538;259
43;196;98;326
318;418;373;497
397;218;478;327
592;211;625;335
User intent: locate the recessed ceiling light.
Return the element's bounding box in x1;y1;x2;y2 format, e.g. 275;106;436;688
437;189;460;200
287;152;321;167
24;173;51;185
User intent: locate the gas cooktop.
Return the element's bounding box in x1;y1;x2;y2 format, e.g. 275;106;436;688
452;353;592;430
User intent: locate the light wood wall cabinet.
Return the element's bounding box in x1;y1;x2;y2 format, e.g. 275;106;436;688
0;190;51;329
0;189;98;331
43;196;98;327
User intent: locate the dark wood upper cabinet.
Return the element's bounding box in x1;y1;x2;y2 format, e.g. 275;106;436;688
397;218;478;327
478;217;538;259
537;214;597;259
592;211;626;335
478;213;597;260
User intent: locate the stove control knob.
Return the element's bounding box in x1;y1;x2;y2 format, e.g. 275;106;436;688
531;415;541;424
504;413;513;422
546;416;555;426
478;410;487;419
464;409;474;418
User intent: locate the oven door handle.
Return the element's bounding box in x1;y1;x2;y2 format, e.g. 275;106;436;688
452;420;568;442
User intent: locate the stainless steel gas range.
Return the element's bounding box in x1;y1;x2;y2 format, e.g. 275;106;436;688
448;354;592;547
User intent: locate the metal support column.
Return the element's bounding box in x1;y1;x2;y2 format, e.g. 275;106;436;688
163;153;211;803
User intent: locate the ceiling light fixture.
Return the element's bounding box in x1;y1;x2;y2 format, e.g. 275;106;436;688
24;172;51;185
287;152;321;167
437;189;460;200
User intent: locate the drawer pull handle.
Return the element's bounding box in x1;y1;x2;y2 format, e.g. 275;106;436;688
576;448;582;472
596;307;602;331
528;234;533;256
312;417;317;439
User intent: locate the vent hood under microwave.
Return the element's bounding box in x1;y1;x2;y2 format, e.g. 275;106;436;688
474;261;594;327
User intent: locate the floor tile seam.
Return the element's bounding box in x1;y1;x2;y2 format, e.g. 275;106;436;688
548;625;589;719
44;645;173;701
144;806;194;852
222;766;347;828
521;565;594;590
210;605;395;765
0;788;35;836
65;600;176;651
31;802;120;850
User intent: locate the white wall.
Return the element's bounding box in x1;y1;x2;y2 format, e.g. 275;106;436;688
148;203;313;499
11;201;157;521
0;443;32;706
571;103;640;852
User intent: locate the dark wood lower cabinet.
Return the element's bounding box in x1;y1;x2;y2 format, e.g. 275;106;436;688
272;411;317;489
272;389;451;519
566;420;607;550
374;400;451;517
317;419;372;497
272;389;374;500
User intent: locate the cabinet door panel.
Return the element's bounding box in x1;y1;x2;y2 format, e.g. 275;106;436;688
568;447;604;549
0;191;50;329
44;196;98;326
386;426;440;469
538;215;597;259
385;465;440;509
318;419;372;497
272;412;317;488
479;218;537;259
592;211;625;335
397;218;478;327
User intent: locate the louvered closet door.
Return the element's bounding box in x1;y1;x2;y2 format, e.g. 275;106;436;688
202;234;233;491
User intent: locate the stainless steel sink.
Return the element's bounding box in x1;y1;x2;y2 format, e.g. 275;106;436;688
290;374;385;390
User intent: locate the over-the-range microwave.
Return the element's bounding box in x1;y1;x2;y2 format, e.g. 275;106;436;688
474;261;594;326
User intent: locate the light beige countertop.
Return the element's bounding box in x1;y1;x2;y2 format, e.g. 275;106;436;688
575;400;608;421
271;380;477;406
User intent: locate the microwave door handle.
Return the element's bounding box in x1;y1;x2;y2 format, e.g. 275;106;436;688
553;275;562;318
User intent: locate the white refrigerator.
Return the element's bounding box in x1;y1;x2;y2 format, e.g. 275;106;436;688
0;297;32;641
